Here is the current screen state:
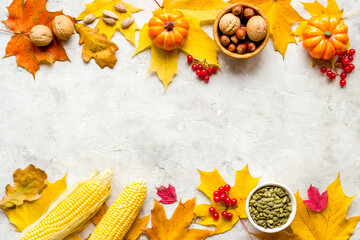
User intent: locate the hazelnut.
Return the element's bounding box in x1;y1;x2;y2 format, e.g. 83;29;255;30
248;42;256;52
235;28;246;40
237;43;247;54
241;23;247;32
220;35;231;47
52;15;74;40
29;25;53;47
232;4;243;17
230;35;239;45
219;13;241;35
228;43;236;52
244;8;255;20
247;15;267;42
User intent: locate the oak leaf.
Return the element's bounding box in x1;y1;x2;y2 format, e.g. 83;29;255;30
76;0;142;45
3;174;67;232
86;203;150;240
194;165;260;234
75;24;119;68
2;0;72;77
303;185;328;212
231;0;304;58
254;175;360;240
293;0;345;67
144;198;213;240
157;184;177;204
133;0;228;90
0;165;47;209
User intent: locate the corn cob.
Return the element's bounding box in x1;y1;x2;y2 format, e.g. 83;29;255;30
89;179;147;240
19;169;113;240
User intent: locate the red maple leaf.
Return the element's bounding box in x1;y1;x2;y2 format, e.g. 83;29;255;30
2;0;72;77
156;184;177;204
303;185;328;212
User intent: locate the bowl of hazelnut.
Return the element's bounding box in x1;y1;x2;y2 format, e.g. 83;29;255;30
214;3;270;59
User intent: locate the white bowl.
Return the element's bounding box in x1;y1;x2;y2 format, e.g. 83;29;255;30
245;182;297;233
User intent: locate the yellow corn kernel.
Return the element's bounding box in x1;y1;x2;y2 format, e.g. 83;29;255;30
20;169;113;240
89;179;147;240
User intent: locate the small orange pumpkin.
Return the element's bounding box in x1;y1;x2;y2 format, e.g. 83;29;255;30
148;8;190;51
302;14;349;60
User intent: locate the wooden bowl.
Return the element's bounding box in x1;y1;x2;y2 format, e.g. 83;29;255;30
213;3;270;59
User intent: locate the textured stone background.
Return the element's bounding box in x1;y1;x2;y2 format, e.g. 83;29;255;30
1;0;360;239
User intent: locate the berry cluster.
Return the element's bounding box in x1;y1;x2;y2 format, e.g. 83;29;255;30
187;55;218;83
320;49;356;87
209;184;238;220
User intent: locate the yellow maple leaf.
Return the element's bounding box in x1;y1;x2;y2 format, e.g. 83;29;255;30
3;174;67;232
75;24;119;69
254;175;360;240
144;198;213;240
133;0;227;90
76;0;142;45
0;165;47;209
194;165;260;234
230;0;304;58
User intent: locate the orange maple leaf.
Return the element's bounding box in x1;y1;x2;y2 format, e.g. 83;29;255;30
2;0;72;77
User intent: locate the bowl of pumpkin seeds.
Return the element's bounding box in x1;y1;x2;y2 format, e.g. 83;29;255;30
246;183;296;233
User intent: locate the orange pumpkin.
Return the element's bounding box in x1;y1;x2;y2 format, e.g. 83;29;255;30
148;8;190;51
302;14;349;60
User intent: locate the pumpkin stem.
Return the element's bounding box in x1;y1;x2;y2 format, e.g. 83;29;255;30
324;31;332;37
164;22;175;31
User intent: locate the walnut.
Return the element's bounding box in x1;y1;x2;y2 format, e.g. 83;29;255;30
29;25;53;47
219;13;241;36
52;15;74;40
246;16;267;42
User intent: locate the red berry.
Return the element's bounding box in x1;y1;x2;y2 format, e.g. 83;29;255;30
218;186;225;193
340;72;347;79
221;211;228;217
198;74;204;80
344;65;351;73
213;191;220;197
326;70;333;78
192;64;198;70
231;198;238;206
198;64;204;70
220;193;227;201
342;49;348;55
340;79;346;87
224;184;231;191
214;196;220;202
204;75;210;83
330;72;336;80
349;64;355;71
201;69;207;76
209;207;216;214
213;212;219;220
349;55;354;62
225;197;231;204
349;49;356;56
196;69;201;76
342;58;350;66
320;67;327;73
187;55;193;63
211;67;218;74
227;212;233;219
207;68;213;75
